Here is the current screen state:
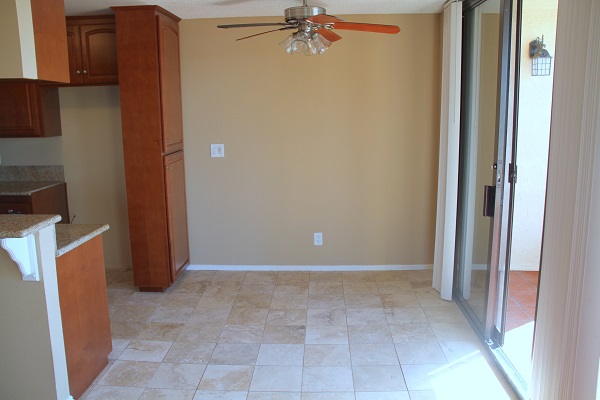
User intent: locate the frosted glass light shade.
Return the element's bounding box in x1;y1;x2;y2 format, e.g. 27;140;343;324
280;31;331;56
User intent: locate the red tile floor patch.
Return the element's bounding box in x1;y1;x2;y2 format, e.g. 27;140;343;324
506;271;539;331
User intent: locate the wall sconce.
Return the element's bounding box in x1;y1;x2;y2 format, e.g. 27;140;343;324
529;36;552;76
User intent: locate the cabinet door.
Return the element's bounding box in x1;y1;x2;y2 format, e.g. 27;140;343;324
0;203;31;215
164;151;190;281
66;25;84;84
79;24;119;84
56;236;111;400
157;14;184;154
0;83;62;137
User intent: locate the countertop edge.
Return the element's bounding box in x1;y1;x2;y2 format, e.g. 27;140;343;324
0;215;62;238
55;224;110;257
0;181;65;196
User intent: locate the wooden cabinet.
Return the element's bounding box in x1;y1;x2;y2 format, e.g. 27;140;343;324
158;15;184;154
165;151;190;281
56;235;111;400
113;6;189;291
0;183;69;223
65;16;119;85
0;83;62;137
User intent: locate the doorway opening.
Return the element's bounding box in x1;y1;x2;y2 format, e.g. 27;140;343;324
453;0;558;397
501;0;558;389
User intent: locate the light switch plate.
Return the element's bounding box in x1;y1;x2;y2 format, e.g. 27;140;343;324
314;232;323;246
211;144;224;158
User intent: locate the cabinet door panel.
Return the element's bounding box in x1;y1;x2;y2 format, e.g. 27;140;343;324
80;25;119;84
0;84;38;136
66;25;84;84
164;152;189;281
56;236;111;400
0;203;31;215
0;83;61;138
158;15;184;154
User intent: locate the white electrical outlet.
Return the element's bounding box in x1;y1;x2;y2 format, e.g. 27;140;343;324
211;144;224;158
314;232;323;246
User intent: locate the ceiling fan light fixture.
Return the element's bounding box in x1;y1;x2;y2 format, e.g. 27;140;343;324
279;31;331;56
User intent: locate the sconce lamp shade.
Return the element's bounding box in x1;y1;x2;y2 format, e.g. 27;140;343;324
529;37;553;76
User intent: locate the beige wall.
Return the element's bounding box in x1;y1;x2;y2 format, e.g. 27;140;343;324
0;87;132;269
0;226;70;400
59;86;131;269
1;14;441;269
0;0;36;79
180;14;441;266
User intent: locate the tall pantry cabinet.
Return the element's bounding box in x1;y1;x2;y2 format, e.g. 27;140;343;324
112;6;189;291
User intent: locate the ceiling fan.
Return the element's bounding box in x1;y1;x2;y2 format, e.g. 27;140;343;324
217;0;401;56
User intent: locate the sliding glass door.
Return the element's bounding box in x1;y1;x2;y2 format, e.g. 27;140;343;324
454;0;514;342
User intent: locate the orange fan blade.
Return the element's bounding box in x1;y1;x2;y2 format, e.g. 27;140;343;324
332;22;400;34
307;14;342;24
315;28;342;42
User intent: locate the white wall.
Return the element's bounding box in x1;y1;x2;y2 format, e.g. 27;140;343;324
510;1;558;270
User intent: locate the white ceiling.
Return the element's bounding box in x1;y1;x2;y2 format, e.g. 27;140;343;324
63;0;447;19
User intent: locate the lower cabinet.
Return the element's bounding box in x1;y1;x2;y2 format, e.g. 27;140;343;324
0;183;69;223
56;235;111;400
165;151;190;281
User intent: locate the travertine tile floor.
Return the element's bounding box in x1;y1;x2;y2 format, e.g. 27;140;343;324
81;269;518;400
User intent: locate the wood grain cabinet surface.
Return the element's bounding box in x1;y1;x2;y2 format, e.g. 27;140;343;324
113;6;189;291
0;83;62;137
0;183;69;223
56;235;111;400
66;16;119;85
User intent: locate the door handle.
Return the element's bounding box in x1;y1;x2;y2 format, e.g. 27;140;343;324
483;185;495;217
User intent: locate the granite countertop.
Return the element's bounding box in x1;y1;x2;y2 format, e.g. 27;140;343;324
0;214;62;238
0;181;64;196
55;224;109;257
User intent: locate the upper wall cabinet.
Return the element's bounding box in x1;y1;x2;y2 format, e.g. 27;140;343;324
0;83;61;137
65;16;119;85
0;0;69;82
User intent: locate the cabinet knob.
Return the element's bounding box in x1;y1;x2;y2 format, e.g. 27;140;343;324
167;166;172;170
82;69;87;74
76;70;81;75
165;138;170;142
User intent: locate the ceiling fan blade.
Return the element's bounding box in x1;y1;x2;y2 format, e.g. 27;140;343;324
307;14;343;24
315;28;342;43
218;22;288;29
331;22;400;34
236;27;295;41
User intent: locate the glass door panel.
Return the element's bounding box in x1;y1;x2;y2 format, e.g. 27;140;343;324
455;0;507;335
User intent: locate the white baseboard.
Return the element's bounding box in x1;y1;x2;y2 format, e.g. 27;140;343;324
187;264;433;272
510;266;540;272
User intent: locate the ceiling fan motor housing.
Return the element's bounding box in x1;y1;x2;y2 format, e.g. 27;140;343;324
284;6;326;22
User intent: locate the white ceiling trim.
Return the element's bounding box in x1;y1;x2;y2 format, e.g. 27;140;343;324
64;0;446;19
